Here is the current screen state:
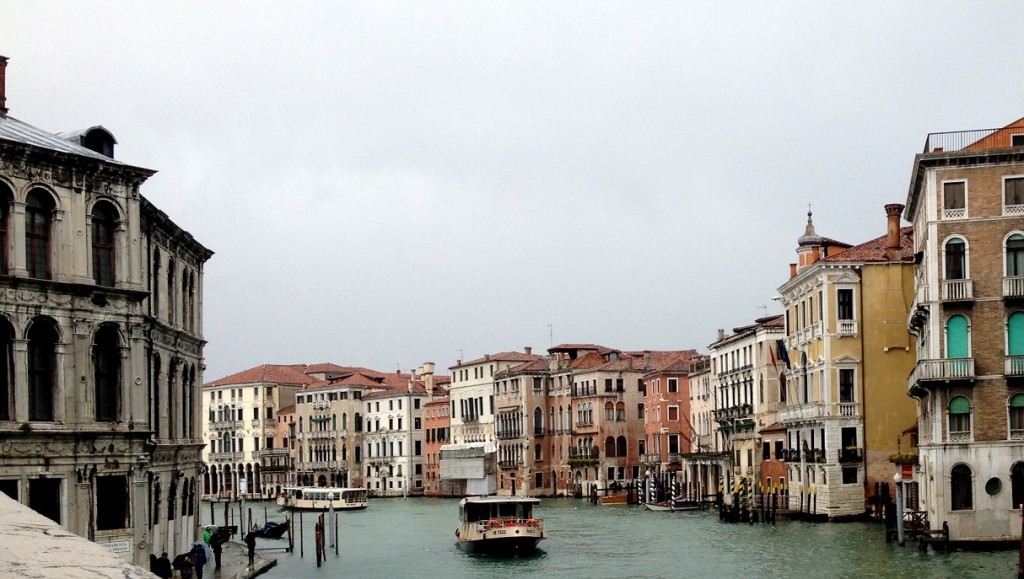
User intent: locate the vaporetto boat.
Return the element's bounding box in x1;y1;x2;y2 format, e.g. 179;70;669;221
455;496;547;555
276;486;368;511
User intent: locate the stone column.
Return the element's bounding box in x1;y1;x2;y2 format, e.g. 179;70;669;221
12;339;27;422
9;201;26;276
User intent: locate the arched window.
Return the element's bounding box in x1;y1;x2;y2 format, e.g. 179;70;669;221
616;436;627;457
167;258;176;324
946;314;971;377
951;463;973;511
0;318;12;421
0;182;12;274
25;189;55;280
616;401;625;421
91;202;117;287
1008;234;1024;277
167;479;177;520
604;401;615;421
1010;394;1024;439
152;354;162;438
945;238;967;280
28;318;58;421
298;417;303;433
605;436;615;457
93;324;121;422
355;412;362;432
534;444;542;461
533;407;542;435
1010;312;1024;375
949;396;971;442
152;250;161;318
1012;462;1024;509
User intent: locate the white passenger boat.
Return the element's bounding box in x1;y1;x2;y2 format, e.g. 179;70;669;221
276;486;368;511
455;496;547;555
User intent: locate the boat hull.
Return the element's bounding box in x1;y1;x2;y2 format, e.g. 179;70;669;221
456;534;544;555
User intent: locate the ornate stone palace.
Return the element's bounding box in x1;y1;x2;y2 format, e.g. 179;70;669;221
0;56;213;566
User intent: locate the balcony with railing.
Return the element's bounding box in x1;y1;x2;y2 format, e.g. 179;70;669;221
908;358;975;393
781;448;801;462
838;402;858;417
803;448;826;464
924;128;1024;154
306;430;337;440
210;420;241;430
836;319;858;336
209;451;242;462
1007;356;1024;377
778;403;827;424
940;279;973;301
568;447;599;466
1005;276;1024;299
310;400;330;410
497;459;523;469
838;447;863;463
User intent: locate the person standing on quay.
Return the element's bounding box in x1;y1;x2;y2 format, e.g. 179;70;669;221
209;530;224;570
153;552;172;579
245;530;258;566
190;543;207;579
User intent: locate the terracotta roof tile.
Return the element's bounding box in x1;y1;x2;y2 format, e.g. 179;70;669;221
205;364;313;387
821;226;914;263
451;351;542;368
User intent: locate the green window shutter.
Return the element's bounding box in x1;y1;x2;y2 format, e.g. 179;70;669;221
949;396;971;415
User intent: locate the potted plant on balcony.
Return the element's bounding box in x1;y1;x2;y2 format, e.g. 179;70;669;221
888;452;919;465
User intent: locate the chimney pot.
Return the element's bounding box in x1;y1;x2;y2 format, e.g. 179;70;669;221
884;203;905;261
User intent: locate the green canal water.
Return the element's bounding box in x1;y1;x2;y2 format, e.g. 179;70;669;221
205;497;1017;579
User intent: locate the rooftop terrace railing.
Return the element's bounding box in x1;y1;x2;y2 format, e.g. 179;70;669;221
923;128;1024;153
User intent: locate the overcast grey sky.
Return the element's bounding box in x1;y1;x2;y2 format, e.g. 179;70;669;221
3;2;1022;381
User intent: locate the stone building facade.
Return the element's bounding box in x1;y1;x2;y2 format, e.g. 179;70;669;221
905;119;1024;541
0;56;213;566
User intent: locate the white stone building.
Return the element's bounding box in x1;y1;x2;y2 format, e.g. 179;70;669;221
0;56;213;566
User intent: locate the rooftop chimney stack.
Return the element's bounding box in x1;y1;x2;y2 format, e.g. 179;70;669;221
0;55;8;116
884;203;905;261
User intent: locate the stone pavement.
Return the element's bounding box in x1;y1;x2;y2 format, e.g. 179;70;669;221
207;539;277;579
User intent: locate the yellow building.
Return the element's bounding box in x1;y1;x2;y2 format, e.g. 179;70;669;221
777;205;916;518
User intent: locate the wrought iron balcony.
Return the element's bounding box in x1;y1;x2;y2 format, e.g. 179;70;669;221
838;447;863;463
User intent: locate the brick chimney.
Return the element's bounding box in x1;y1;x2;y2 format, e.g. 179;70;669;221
0;55;8;116
524;346;532;356
884;203;905;261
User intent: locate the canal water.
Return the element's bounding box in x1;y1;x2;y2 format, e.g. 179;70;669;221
204;498;1017;579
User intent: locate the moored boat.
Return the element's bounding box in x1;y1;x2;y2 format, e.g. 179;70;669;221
277;486;368;511
455;496;547;555
598;493;629;505
643;496;701;512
